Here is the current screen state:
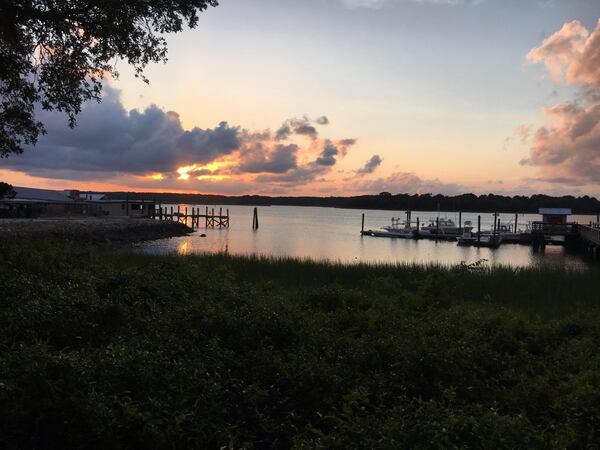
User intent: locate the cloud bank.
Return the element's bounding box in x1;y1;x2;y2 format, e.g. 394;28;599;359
2;86;369;193
523;19;600;186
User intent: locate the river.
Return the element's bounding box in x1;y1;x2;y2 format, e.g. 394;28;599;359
135;205;597;268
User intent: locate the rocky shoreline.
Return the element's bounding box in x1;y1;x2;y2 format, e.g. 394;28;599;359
0;217;192;243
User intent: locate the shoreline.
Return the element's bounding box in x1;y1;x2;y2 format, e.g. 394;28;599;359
0;217;191;243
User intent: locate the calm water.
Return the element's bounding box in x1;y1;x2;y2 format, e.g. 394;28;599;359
136;205;596;268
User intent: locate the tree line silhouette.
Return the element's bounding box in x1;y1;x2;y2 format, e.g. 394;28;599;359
106;191;600;214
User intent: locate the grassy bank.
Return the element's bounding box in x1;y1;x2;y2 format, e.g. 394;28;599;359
1;239;600;449
0;218;191;243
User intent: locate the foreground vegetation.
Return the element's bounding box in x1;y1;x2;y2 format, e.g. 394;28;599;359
1;239;600;449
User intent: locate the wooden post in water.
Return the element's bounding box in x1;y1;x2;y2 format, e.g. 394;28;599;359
252;208;259;230
170;206;173;220
515;212;518;232
416;217;420;238
361;213;365;234
219;207;223;227
477;215;481;243
436;217;440;241
458;211;462;234
185;207;188;225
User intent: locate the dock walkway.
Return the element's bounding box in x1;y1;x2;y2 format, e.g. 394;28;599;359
577;224;600;246
153;206;230;229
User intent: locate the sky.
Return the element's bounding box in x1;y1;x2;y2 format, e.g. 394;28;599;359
2;0;600;196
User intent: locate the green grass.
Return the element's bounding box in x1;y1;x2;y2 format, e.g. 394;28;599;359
1;238;600;449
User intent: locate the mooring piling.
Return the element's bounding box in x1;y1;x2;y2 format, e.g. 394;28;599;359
252;207;259;230
361;213;365;234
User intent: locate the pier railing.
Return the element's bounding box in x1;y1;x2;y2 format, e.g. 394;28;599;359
577;224;600;246
531;222;576;236
153;206;230;229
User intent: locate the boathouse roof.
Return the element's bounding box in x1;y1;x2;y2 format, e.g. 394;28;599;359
538;208;572;216
9;187;74;203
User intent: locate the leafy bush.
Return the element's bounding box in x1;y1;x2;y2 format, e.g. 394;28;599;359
0;239;599;448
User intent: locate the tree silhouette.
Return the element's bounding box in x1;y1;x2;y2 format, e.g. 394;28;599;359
0;182;14;199
0;0;218;157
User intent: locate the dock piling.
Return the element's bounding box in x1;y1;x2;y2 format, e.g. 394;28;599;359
477;215;481;243
361;213;365;234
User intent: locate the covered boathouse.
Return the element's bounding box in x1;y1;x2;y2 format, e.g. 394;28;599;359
0;187;155;219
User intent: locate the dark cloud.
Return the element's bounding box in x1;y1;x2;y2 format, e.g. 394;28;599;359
356;154;382;174
3;85;241;180
274;116;330;141
275;125;292;141
255;163;327;184
237;143;298;174
293;123;318;138
315;142;339;166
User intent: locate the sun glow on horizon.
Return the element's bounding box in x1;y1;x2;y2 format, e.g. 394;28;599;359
177;161;233;181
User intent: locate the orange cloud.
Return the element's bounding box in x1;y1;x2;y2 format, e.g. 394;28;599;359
523;19;600;186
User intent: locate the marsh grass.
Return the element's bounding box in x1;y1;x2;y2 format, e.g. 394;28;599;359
1;238;600;449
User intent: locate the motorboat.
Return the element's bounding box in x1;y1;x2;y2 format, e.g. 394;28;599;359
378;217;415;238
457;230;477;246
480;221;531;241
420;218;471;235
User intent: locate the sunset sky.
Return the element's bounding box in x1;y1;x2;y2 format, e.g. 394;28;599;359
2;0;600;196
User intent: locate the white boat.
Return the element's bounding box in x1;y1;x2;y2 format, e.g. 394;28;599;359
480;222;531;241
420;218;471;235
368;217;416;238
457;230;477;246
369;228;415;238
379;217;415;238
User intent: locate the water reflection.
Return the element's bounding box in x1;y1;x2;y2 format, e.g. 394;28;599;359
177;241;191;255
137;206;594;268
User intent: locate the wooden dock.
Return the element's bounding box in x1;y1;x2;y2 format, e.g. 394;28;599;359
360;211;600;261
576;224;600;261
577;224;600;246
153;206;230;229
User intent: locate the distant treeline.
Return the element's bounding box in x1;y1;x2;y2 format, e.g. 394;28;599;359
105;191;600;214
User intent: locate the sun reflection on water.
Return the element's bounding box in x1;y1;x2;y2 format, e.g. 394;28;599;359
177;241;192;255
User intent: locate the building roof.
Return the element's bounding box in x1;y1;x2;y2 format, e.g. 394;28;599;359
11;187;73;203
82;193;107;201
539;208;572;216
